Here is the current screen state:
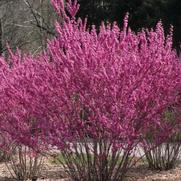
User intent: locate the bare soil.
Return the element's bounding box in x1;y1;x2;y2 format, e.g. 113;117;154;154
126;164;181;181
0;159;181;181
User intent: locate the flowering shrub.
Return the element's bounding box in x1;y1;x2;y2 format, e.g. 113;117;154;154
0;0;180;180
142;106;181;170
46;0;181;179
48;0;181;141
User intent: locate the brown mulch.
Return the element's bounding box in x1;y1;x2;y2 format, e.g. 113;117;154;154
0;159;181;181
126;164;181;181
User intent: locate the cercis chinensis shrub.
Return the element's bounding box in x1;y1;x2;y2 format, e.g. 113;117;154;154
0;0;180;180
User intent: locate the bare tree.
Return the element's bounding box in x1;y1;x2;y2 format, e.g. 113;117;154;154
0;0;57;56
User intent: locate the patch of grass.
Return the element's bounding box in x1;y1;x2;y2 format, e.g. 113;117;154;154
50;153;66;165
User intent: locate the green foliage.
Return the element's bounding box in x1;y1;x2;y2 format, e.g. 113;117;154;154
164;108;175;123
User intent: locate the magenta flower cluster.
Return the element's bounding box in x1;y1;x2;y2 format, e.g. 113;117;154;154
0;0;180;155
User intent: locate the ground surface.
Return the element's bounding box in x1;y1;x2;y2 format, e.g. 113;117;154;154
126;165;181;181
0;159;181;181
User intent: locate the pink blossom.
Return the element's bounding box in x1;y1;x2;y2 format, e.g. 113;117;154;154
0;0;180;156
